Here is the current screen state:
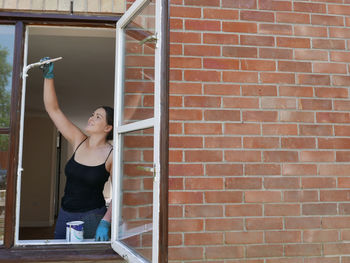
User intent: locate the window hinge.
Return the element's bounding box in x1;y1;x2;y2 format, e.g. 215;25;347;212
139;34;157;45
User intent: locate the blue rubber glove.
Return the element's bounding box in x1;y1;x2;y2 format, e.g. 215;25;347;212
95;219;111;241
40;57;54;79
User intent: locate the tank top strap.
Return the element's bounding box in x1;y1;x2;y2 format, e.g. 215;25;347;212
74;137;88;154
105;147;113;163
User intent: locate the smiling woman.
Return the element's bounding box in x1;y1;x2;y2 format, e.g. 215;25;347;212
0;24;15;245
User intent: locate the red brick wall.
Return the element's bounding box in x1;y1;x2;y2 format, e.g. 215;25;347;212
168;0;350;262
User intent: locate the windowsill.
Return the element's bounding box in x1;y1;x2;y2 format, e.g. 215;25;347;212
0;244;123;262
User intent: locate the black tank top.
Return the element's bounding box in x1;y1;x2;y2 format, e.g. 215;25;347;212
61;138;113;212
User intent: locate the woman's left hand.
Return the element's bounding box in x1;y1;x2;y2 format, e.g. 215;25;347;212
95;219;111;241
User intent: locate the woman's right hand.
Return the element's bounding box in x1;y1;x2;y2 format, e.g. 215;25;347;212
40;57;54;79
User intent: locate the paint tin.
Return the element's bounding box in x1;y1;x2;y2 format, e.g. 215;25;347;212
66;221;84;242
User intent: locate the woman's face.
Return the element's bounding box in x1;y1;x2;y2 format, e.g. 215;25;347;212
85;108;109;135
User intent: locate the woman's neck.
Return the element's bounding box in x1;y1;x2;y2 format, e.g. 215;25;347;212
86;135;107;148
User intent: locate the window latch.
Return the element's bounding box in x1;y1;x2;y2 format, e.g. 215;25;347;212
139;34;157;45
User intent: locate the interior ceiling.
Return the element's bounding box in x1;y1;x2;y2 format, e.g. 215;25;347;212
25;26;115;129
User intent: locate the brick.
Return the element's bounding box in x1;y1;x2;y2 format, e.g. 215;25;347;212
206;164;243;176
203;8;238;20
262;98;296;109
223;97;259;109
224;71;259;83
342;230;350;240
300;151;335;162
260;48;293;59
247;245;283;258
222;0;257;9
184;0;219;6
328;4;350;15
206;246;244;259
244;137;279;149
330;27;350;39
204;84;240;95
277;37;310;48
205;137;241;148
241;60;276;71
262;124;297;135
331;51;350;62
294;25;327;37
226;177;262;189
300;125;333;136
245;164;281;176
278;61;311;72
304;230;339;243
312;14;344;26
225;150;261;162
184;70;220;82
338;177;350;188
205;191;242;203
241;10;274;22
340;204;350;215
259;24;292;35
282;164;317;176
294;2;326;13
186;178;223;190
226;232;263;244
185;19;220;31
170;82;201;94
303;203;337;215
265;231;301;243
184;45;220;56
225;123;261;135
304;257;340;263
169;192;203;204
279;86;313;97
259;0;292;11
282;137;316;149
206;218;243;231
324;243;350;255
223;46;257;58
243;111;278;122
169;178;183;190
170;136;202;148
261;72;295;84
124;192;152;205
299;99;332;110
276;12;310;24
285;244;322;256
185;205;223;217
335;125;350;136
169;233;182;246
245;191;282;203
321;190;350;202
170;6;201;18
299;74;330;85
319;138;350;149
295;49;328;60
263;151;298;162
226;204;262;217
169;164;203;177
322;216;350;229
242;85;277;96
170;57;201;68
223;22;257;33
185;150;222;162
312;39;345;50
336;151;350;162
240;35;274;46
265;204;300;216
333;76;350;87
185;233;222;246
204;58;239;70
169;122;182;135
246;218;283;230
204;110;240;121
170;19;183;30
285;217;321;229
168;247;203;260
284;190;319;202
302;177;336;189
334;101;350;111
203;33;238;45
170;109;202;120
314;62;347;74
264;177;300;189
320;164;350;176
184;96;221;108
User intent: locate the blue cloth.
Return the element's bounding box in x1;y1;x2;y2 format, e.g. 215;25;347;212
54;206;107;239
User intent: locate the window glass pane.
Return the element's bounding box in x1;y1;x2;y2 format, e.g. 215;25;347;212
122;2;155;125
0;134;9;245
120;127;154;261
0;25;15;128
